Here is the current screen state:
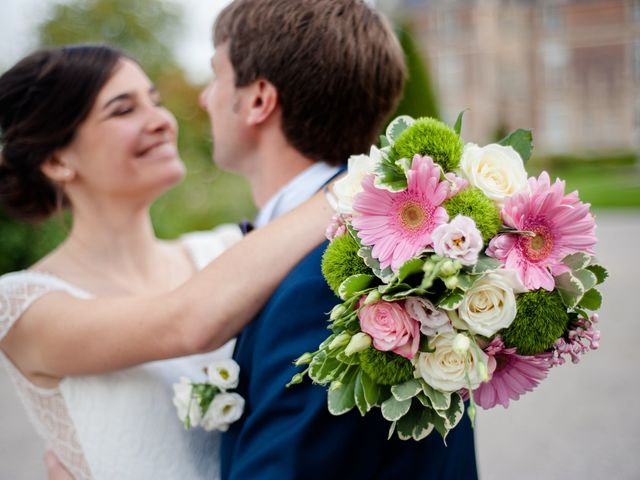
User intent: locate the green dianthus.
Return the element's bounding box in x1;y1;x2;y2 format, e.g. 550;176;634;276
444;188;501;243
388;117;463;172
322;234;371;296
359;348;414;385
502;289;570;355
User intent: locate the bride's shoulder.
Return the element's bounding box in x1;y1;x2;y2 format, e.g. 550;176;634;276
179;223;243;269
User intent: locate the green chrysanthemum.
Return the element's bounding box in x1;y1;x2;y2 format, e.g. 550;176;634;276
359;348;414;385
444;188;502;243
388;117;463;172
502;289;570;355
322;234;370;295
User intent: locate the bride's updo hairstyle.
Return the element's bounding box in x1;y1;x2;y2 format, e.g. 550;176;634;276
0;45;125;222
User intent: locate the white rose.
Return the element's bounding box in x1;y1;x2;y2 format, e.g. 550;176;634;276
458;269;527;337
414;332;489;392
207;359;240;390
172;377;202;427
459;143;528;207
201;392;245;432
333;145;383;214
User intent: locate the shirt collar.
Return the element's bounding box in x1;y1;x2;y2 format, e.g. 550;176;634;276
255;162;340;227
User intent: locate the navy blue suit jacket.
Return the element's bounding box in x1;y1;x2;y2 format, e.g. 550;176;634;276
220;241;478;479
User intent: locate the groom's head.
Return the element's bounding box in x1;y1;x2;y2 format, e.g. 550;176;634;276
203;0;406;171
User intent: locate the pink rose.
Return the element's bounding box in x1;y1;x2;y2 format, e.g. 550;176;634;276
358;300;420;359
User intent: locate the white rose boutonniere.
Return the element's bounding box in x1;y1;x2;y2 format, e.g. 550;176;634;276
459;143;528;207
458;269;527;337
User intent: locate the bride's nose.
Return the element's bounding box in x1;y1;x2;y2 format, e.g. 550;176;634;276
199;85;211;111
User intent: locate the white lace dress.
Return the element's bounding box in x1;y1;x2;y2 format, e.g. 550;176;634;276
0;225;242;480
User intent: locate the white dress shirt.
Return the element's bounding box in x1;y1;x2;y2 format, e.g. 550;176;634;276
254;162;340;227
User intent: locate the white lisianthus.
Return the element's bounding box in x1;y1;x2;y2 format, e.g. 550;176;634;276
405;297;452;336
201;392;245;432
459;143;528;207
414;333;489;392
172;377;202;427
207;359;240;390
458;269;527;337
333;145;383;215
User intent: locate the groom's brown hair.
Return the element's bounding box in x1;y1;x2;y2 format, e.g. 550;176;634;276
214;0;406;165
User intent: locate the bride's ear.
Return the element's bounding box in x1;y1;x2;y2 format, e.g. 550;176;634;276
41;151;76;183
245;80;278;126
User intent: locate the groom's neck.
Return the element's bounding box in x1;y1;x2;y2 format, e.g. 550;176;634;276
248;141;315;208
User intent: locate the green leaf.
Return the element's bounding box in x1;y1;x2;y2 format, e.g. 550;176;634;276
586;264;608;285
338;274;375;300
453;110;466;135
357;246;395;283
429;408;450;444
436;393;464;429
327;367;358;415
578;288;602;311
574;269;597;292
336;350;362;366
413;407;436;441
391;378;422;402
309;351;342;384
381;396;412;422
562;252;592;271
456;274;478;292
395;157;412;174
555;271;585;308
354;370;368;416
379;135;390;148
498;129;533;162
385;115;415;144
375;161;408;192
420;380;451;411
419;336;436;353
398;258;426;283
437;291;464;311
360;371;380;407
470;255;502;274
395;402;422;441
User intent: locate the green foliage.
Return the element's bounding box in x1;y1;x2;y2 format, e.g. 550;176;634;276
443;188;502;243
322;234;372;296
388;117;463;172
502;289;570;355
498;129;533;163
359;348;414;386
392;25;439;121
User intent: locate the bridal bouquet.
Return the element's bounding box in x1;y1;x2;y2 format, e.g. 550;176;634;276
173;359;244;432
289;114;607;441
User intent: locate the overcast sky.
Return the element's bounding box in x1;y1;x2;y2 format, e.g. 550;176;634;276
0;0;233;82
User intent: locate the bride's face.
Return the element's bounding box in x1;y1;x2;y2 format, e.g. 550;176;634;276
57;58;185;204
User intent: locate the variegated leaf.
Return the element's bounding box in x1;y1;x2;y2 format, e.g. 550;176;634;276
381;396;412;422
420;380;452;410
391;378;422;402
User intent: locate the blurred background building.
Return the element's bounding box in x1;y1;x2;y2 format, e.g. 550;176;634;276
380;0;640;155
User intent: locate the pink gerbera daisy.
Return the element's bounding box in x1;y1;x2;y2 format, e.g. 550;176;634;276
486;172;596;291
472;337;552;409
352;155;449;271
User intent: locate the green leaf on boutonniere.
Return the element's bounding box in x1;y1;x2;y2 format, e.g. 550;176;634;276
578;288;602;311
453;110;466;135
328;367;358;415
386;115;416;144
498;129;533;163
391;378;422;402
338;274;375;301
586;264;608;285
381;396;412;422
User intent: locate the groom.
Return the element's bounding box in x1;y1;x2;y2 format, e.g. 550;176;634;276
201;1;478;478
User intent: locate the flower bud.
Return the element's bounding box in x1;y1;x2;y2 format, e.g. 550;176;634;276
440;260;460;277
330;304;347;321
422;261;435;274
294;352;313;366
443;275;459;290
329;332;351;350
344;332;372;356
477;360;489;382
364;290;381;305
452;333;471;355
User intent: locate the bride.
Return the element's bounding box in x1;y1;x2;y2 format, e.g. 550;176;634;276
0;45;335;479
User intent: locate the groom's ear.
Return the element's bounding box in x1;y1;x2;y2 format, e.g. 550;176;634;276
245;80;278;126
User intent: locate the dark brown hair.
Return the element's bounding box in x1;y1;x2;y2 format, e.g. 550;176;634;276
0;45;126;222
214;0;407;165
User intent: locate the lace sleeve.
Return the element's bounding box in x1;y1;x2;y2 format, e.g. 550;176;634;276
180;223;243;270
0;271;89;341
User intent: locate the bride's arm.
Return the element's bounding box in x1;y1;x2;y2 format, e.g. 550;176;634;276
1;189;336;378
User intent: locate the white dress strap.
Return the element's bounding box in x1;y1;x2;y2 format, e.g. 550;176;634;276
180;223;243;270
0;271;91;341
